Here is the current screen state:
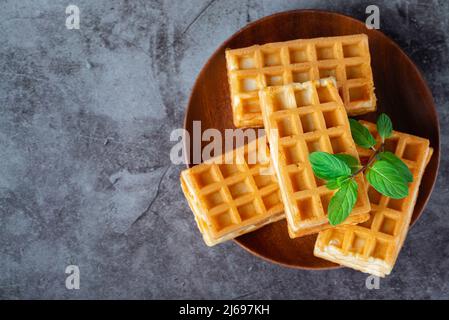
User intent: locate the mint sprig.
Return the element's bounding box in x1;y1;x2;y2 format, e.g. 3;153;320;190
378;151;413;183
333;154;361;174
309;114;413;226
366;160;409;199
328;179;358;226
377;113;393;141
349;119;376;149
309;151;360;225
309;152;351;180
326;176;350;190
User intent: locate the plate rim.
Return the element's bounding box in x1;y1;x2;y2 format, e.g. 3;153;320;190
182;9;441;270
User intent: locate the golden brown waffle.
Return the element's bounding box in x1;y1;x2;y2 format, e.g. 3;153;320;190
180;139;284;246
314;121;432;277
226;34;376;128
259;78;371;238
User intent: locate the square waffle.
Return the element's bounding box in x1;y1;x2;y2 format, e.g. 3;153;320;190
180;138;284;246
314;121;432;277
226;34;376;128
259;78;371;238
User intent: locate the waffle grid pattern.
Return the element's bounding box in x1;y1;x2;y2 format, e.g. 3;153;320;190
181;141;284;246
226;34;376;128
314;121;431;276
259;78;371;238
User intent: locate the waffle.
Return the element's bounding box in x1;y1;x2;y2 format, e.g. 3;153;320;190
226;34;376;128
259;78;371;238
180;138;284;246
314;121;432;277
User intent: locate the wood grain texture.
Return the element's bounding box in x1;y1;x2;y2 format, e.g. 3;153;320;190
184;10;440;269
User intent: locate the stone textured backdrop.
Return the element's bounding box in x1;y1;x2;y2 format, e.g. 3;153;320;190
0;0;448;299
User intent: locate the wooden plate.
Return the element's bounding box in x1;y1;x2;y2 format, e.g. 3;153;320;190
183;10;440;269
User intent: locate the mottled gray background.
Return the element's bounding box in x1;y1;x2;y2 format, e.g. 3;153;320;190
0;0;448;299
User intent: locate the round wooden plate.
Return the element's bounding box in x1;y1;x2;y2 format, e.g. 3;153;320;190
183;10;440;269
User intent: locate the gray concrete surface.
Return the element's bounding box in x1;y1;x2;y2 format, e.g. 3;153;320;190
0;0;448;299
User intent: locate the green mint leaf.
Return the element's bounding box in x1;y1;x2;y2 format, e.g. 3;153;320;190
349;119;377;149
378;151;413;183
334;154;361;174
377;113;393;140
328;179;358;226
309;152;351;180
366;160;409;199
326;176;350;190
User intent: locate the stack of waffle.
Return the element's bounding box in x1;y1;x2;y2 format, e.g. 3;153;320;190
180;34;433;277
